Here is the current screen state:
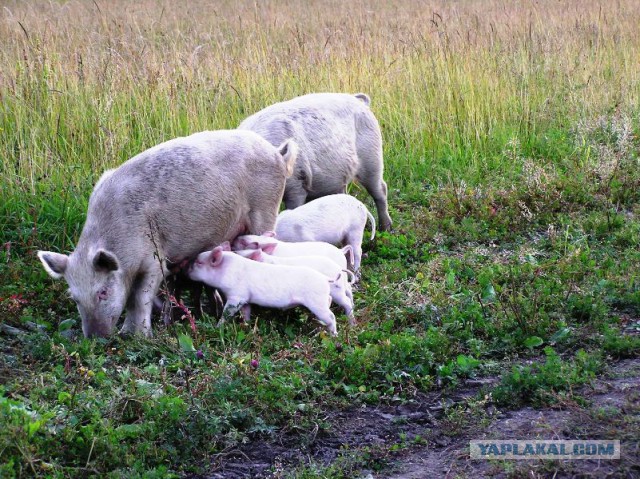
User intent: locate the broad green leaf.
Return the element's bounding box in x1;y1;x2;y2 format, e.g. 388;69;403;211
482;283;496;302
177;333;195;352
58;319;76;331
524;336;544;349
550;327;571;343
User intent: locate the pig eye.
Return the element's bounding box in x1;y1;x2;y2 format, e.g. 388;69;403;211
97;289;109;301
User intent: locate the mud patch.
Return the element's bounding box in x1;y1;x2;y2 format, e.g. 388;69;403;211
187;360;640;478
386;358;640;479
186;378;496;478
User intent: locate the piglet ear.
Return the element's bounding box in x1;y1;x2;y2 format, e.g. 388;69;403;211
261;243;277;255
262;231;277;238
210;246;224;267
249;250;262;261
93;249;120;272
219;241;231;251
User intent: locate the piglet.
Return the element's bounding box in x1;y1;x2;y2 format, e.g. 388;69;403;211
275;194;376;273
232;234;353;270
189;246;339;336
235;249;356;325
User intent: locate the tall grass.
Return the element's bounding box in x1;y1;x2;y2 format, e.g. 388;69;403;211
1;0;639;249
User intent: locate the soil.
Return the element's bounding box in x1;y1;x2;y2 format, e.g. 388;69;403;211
187;359;640;479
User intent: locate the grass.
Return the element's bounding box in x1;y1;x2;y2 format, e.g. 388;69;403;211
1;0;640;477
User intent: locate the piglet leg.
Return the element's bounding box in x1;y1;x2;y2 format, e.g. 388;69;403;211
219;299;244;326
241;304;252;323
205;288;224;319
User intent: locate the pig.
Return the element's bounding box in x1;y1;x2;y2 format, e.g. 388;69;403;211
238;92;392;231
274;193;376;273
188;246;339;335
231;234;353;270
37;130;298;338
235;248;356;325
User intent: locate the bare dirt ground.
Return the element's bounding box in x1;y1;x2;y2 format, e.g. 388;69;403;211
385;359;640;479
185;358;640;479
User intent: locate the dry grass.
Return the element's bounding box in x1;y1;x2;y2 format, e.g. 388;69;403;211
1;0;639;213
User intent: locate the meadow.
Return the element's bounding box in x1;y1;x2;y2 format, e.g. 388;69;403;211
1;0;639;477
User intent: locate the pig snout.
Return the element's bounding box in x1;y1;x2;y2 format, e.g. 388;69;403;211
81;315;118;338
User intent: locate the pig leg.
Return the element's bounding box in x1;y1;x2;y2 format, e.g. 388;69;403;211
241;304;252;323
331;281;356;326
344;278;356;323
121;269;163;337
205;287;224;319
306;298;338;336
219;298;245;326
344;228;365;273
333;293;356;326
283;178;308;210
358;176;392;233
355;113;392;231
345;279;354;306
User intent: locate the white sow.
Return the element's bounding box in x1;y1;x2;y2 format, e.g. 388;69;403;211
38;130;297;337
238;92;392;231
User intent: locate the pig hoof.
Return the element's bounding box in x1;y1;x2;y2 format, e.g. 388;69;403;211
118;326;153;339
118;329;134;339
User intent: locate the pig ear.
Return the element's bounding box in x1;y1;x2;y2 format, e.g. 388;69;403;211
262;231;277;238
37;251;68;279
210;247;224;267
93;249;120;272
249;250;262;261
261;243;277;255
278;139;298;176
219;241;231;251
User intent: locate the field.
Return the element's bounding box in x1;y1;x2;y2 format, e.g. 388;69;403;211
1;0;639;477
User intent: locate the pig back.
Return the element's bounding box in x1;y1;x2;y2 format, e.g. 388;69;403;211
82;130;287;266
239;93;372;192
